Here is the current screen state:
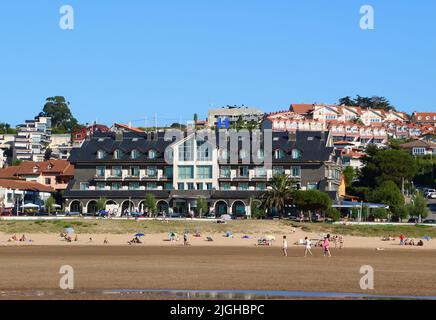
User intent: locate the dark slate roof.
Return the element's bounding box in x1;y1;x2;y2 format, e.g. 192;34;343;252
69;132;173;163
68;130;336;164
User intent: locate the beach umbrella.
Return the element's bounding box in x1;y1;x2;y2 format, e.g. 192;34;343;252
64;227;75;234
135;233;145;237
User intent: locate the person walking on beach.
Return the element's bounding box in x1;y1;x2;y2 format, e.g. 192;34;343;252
339;235;344;249
323;234;332;257
282;236;288;257
304;237;313;257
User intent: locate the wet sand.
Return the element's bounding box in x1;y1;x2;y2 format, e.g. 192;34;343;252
0;245;435;299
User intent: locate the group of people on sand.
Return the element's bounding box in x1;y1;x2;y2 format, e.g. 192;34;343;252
399;234;424;247
8;234;29;243
283;234;336;258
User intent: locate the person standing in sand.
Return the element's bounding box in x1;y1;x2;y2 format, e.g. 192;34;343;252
323;234;332;257
282;236;288;257
304;237;313;257
339;235;344;249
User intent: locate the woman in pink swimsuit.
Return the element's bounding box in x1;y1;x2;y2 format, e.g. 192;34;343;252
323;234;332;257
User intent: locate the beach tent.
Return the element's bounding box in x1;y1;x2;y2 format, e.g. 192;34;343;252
135;233;145;237
20;203;40;209
64;227;75;234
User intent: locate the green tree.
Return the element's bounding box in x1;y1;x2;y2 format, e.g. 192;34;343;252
45;196;56;214
196;197;208;218
144;193;157;216
407;192;429;220
343;166;355;188
96;197;107;212
0;122;17;134
293;190;332;221
360;149;417;189
250;197;266;219
370;181;405;217
261;174;296;218
326;207;341;221
372;208;388;220
38;96;83;133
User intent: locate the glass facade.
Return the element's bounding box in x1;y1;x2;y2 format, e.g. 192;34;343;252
178;166;194;179
197;166;213;179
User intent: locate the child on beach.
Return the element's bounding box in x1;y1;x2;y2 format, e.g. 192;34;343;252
322;234;332;257
304;237;313;257
283;236;288;257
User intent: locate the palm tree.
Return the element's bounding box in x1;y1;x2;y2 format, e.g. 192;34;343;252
261;174;296;218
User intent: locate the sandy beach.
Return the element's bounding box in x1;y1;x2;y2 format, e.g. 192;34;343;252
1;229;435;250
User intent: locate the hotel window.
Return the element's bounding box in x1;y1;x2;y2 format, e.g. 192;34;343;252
413;147;426;156
326;115;336;120
147;166;158;178
164;166;173;179
255;167;266;178
220;149;229;161
80;182;89;190
131;149;139;160
220;183;231;190
96;166;105;177
178;166;194;179
129;166;139;177
148;149;157;159
165;183;174;190
197;141;211;161
177;183;185;190
178;140;194;161
114;149;123;159
291;166;301;178
257;149;264;160
274;149;284;160
96;182;106;190
45;178;51;185
112;182;122;190
112;166;122;177
291;149;301;159
197;183;204;190
197;166;212;179
129;182;140;190
206;183;213;190
97;150;106;159
220;167;231;178
147;183;157;190
238;166;249;177
187;183;195;190
256;183;266;191
273;166;284;176
239;183;249;190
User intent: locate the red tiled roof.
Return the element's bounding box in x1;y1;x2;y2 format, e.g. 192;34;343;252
289;104;314;115
0;160;74;177
114;123;144;133
0;179;55;193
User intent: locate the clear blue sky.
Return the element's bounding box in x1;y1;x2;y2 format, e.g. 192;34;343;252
0;0;435;127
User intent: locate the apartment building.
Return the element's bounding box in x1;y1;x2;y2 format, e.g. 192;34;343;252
208;106;264;128
14;116;52;162
64;130;342;217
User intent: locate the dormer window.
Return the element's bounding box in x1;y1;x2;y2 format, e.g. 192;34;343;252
114;149;123;160
97;150;106;159
32;166;38;173
292;149;301;159
148;149;157;159
274;149;284;160
131;149;139;160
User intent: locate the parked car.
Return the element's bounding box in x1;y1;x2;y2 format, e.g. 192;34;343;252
168;212;185;218
422;219;436;224
428;193;436;199
205;213;216;219
408;218;419;224
424;189;436;198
